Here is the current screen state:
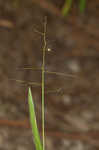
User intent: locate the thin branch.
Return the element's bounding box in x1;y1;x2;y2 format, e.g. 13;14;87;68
17;67;77;78
10;79;41;86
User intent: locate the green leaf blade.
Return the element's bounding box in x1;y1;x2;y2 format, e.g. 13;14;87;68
28;87;43;150
79;0;86;13
61;0;72;16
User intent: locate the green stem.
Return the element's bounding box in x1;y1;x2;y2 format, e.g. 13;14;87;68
42;17;47;150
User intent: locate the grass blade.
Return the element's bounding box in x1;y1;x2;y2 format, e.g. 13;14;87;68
28;87;43;150
79;0;86;13
61;0;72;16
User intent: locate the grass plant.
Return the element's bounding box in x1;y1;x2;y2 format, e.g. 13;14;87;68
62;0;86;16
13;17;77;150
28;17;47;150
27;17;76;150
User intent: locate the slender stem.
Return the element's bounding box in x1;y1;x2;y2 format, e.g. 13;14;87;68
20;67;77;78
42;17;47;150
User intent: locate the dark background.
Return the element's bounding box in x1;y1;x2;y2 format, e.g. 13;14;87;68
0;0;99;150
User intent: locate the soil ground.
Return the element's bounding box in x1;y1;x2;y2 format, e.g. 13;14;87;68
0;0;99;150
